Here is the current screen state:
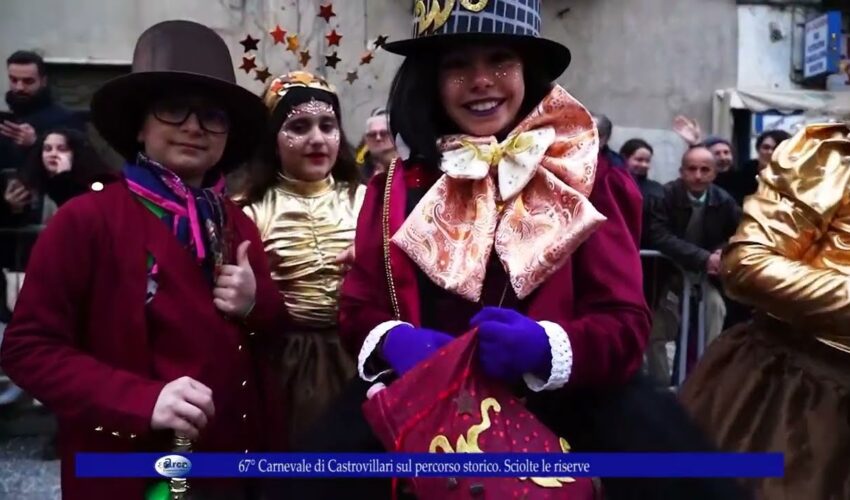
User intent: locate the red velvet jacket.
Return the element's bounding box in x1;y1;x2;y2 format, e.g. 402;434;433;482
0;182;288;499
339;158;649;388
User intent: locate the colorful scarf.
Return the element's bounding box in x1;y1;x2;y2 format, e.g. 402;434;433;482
124;154;228;283
391;85;606;302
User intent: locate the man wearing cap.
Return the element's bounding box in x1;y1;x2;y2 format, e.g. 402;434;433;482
701;136;741;202
671;118;740;206
0;20;288;500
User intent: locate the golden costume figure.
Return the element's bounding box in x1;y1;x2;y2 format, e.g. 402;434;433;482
244;175;365;442
239;71;367;445
680;123;850;499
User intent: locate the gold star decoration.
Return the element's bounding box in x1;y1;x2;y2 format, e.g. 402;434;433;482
254;66;272;83
325;29;343;47
373;35;389;49
345;70;358;84
286;34;300;53
325;52;341;69
239;34;260;53
318;3;336;23
238;55;257;74
299;50;312;67
360;51;375;65
454;390;476;416
269;25;287;45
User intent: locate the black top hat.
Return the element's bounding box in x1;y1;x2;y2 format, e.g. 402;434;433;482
91;20;267;172
384;0;571;79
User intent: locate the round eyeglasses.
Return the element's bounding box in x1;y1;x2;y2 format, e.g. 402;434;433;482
151;98;230;134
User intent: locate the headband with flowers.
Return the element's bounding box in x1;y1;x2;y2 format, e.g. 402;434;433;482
262;70;337;113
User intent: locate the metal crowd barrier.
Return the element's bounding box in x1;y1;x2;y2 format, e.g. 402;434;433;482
640;249;707;387
0;224;46;407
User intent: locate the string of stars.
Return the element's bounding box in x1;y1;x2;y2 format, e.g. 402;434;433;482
237;2;389;85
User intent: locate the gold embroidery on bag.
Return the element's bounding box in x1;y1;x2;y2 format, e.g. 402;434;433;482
429;397;577;488
520;438;577;487
429;397;500;453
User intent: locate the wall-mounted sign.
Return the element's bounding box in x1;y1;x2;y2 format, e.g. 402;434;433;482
803;11;842;80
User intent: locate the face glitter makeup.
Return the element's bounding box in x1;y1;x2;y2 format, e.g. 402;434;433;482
285;99;334;121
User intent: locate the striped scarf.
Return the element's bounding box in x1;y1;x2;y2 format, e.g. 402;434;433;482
124;153;228;284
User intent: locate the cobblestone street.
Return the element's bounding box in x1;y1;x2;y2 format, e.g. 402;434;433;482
0;436;60;499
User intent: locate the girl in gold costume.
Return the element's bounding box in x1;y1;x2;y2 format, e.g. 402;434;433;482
681;123;850;499
239;71;365;445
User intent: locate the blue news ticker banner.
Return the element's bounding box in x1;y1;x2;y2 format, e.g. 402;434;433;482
76;453;784;479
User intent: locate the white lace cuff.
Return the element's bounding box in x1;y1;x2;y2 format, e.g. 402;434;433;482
523;321;573;392
358;320;411;382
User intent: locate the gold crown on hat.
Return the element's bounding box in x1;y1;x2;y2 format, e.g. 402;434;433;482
416;0;489;33
262;70;336;112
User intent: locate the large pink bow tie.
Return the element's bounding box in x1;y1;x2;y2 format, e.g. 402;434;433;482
391;85;606;301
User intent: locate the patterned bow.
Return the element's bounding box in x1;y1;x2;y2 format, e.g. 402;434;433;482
392;85;606;302
445;128;555;201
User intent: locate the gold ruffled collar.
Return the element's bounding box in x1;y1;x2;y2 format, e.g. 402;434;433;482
276;172;334;197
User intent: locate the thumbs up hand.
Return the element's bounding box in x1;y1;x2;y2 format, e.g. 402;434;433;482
213;240;257;318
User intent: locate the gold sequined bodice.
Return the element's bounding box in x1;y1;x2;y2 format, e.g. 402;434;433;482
722;123;850;353
244;174;366;327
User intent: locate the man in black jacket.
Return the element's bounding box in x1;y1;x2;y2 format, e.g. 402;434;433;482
645;146;741;386
0;51;79;323
2;51;80;216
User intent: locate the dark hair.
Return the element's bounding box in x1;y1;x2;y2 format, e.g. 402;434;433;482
388;44;553;170
619;138;653;159
701;136;731;149
756;129;791;149
21;128;111;192
7;50;46;76
592;113;613;142
238;91;361;206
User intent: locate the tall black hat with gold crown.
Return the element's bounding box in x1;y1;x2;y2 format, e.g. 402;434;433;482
383;0;571;79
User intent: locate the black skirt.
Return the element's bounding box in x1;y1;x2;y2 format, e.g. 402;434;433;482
281;373;752;500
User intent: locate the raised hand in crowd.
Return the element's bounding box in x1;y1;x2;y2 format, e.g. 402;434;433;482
150;376;215;440
0;120;37;147
673;115;704;146
213;240;257;318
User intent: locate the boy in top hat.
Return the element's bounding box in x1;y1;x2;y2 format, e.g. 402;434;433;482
1;20;288;500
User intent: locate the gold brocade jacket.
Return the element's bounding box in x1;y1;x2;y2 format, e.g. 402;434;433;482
244;175;366;328
722;123;850;353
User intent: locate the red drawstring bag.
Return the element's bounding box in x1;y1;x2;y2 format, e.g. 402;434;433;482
362;330;597;499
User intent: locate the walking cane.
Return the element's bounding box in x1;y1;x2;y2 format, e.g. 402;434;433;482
169;433;192;499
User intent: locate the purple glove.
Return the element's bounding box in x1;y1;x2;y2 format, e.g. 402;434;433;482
381;324;454;376
471;307;551;383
